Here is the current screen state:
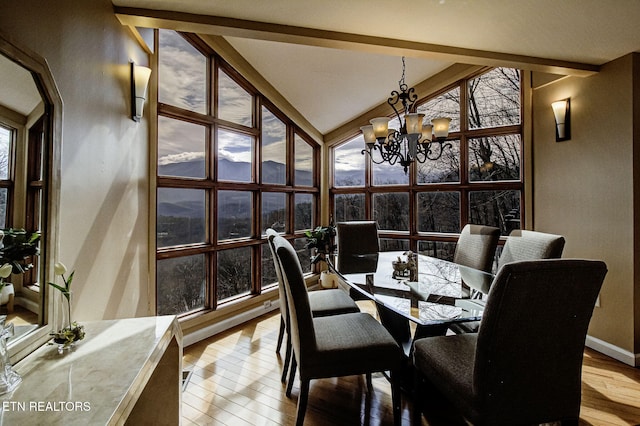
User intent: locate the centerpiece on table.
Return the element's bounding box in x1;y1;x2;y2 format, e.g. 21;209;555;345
305;223;338;288
392;250;418;281
48;262;85;353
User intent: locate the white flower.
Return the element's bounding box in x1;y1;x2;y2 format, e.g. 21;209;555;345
0;263;12;279
54;262;67;276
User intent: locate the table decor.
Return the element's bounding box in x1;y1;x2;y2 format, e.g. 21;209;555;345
392;251;418;280
48;262;85;353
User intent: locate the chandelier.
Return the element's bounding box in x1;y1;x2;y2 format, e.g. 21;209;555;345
361;57;452;174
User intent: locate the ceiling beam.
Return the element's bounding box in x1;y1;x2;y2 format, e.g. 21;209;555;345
114;6;599;77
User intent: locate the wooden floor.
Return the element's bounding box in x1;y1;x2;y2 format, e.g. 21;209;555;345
182;302;640;425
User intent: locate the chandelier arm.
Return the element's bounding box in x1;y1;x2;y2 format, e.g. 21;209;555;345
388;90;404;124
421;140;453;161
362;145;387;165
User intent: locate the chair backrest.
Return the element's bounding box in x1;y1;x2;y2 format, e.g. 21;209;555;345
498;229;565;268
272;234;316;363
336;221;380;274
474;259;607;424
266;229;288;325
453;224;500;273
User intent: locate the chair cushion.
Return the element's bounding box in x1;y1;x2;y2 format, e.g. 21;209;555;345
413;334;478;419
498;230;565;267
308;289;360;317
300;312;403;379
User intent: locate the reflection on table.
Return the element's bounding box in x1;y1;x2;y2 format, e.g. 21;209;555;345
332;251;493;355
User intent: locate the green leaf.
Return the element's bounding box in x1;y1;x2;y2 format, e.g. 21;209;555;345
65;271;74;291
48;282;67;294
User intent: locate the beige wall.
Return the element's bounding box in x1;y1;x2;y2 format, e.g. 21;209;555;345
532;54;637;354
0;1;152;320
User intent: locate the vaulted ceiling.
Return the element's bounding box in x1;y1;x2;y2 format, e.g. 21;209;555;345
114;1;639;135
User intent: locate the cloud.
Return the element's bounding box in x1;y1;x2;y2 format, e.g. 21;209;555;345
158;151;205;166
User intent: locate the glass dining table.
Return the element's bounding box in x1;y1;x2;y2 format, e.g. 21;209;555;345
330;251;494;356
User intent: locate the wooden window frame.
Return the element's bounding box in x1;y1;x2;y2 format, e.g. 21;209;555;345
156;31;320;317
330;68;524;252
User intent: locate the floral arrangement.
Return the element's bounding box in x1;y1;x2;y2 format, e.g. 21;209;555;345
48;262;84;350
305;225;336;264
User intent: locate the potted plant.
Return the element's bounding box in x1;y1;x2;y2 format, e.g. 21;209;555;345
305;224;339;289
304;225;336;265
48;262;85;353
0;228;40;313
0;263;14;312
0;228;41;274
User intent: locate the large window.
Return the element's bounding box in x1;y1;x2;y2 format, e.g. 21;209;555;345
156;31;319;316
0;125;13;228
331;67;522;260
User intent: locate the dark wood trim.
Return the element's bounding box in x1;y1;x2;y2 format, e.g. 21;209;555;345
156;29;321;316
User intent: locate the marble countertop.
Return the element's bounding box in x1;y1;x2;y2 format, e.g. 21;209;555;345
0;315;181;425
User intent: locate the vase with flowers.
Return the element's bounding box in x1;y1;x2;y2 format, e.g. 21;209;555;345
48;262;84;353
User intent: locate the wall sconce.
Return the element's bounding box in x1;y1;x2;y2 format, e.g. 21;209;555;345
130;62;151;122
551;98;570;142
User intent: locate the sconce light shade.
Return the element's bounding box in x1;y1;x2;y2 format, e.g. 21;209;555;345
131;62;152;122
551;98;570;142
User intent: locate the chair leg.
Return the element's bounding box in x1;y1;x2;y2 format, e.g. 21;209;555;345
276;315;285;353
295;379;310;426
286;356;297;397
366;372;373;393
390;370;402;426
281;334;292;383
412;374;424;426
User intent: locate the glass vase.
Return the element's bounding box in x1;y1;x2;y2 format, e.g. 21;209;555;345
53;291;84;354
0;315;21;394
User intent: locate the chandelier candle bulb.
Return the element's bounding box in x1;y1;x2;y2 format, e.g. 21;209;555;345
405;113;425;135
421;124;433;144
360;125;376;147
432;117;452;139
370;117;390;141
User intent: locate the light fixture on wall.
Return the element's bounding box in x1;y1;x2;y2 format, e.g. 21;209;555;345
551;98;570;142
361;57;451;174
130;62;152;122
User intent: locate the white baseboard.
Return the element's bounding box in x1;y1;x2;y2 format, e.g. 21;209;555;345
15;296;39;313
183;300;280;347
585;334;639;367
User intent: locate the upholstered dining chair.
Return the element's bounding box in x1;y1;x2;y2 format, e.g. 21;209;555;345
451;228;566;334
498;229;566;269
453;224;501;273
272;234;404;426
413;259;607;426
336;221;380;274
265;229;360;384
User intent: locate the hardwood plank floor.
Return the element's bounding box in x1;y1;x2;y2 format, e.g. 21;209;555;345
182;302;640;425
